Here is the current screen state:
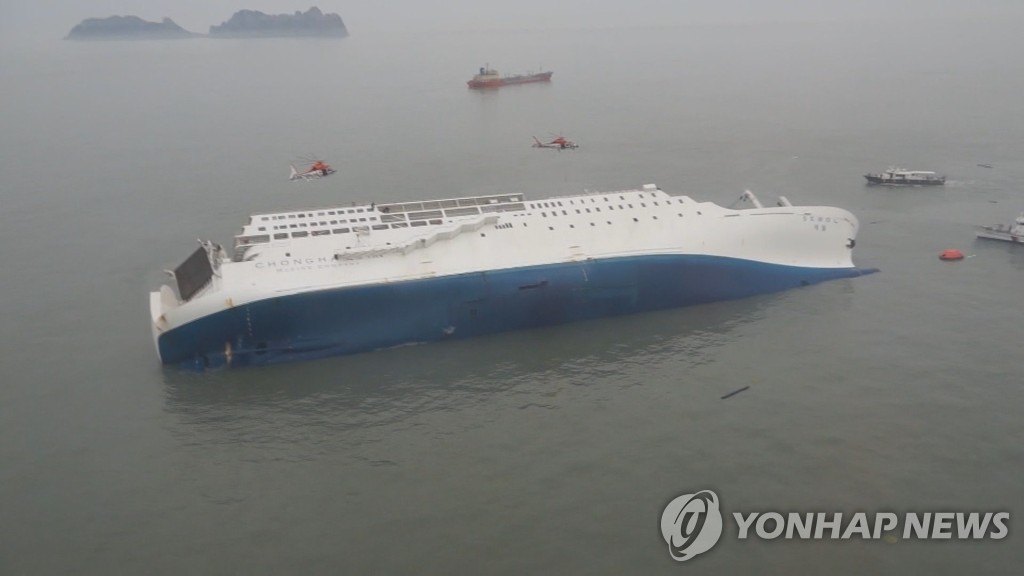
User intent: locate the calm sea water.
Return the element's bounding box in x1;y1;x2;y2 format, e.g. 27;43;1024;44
1;17;1022;575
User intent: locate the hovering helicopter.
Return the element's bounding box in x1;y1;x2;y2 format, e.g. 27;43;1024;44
289;157;336;181
532;135;579;150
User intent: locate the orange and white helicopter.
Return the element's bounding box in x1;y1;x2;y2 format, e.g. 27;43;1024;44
532;134;579;150
289;158;336;181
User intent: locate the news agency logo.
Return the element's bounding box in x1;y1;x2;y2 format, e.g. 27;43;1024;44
660;490;724;562
731;510;1010;541
660;489;1011;562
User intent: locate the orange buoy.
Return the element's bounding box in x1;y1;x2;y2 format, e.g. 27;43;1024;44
939;249;965;261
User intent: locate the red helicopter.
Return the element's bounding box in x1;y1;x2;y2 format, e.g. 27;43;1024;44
532;134;579;150
289;157;336;181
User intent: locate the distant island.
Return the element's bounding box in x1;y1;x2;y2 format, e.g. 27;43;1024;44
65;7;347;41
66;16;200;40
209;7;348;38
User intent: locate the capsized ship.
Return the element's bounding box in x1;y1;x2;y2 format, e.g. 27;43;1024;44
151;185;876;369
467;65;552;89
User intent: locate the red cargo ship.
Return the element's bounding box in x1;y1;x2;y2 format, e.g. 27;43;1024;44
467;65;553;89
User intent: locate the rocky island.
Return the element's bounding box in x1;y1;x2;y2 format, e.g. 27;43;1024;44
209;7;348;38
66;16;199;40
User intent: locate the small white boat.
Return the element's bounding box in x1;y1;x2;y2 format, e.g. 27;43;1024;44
864;167;945;186
976;212;1024;244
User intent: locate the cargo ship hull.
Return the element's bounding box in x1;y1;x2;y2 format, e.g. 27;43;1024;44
155;254;870;370
467;71;552;89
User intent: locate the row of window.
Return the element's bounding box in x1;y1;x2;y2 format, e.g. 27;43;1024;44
242;211;686;246
250;196;683;235
254;204;528;234
238;219;449;246
242;196;697;246
259;207;371;222
525;193;683;210
536;205;702;218
255;206;506;233
378;195;522;214
256;209;699;242
243;206;710;245
259;215;378;232
482;213;690;235
259;219;446;241
253;194;677;225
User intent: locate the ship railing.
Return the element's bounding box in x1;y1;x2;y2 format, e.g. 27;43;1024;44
334;215;499;261
548;184;664;201
377;194;524;215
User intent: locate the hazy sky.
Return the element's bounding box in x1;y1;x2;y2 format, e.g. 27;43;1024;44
3;1;1024;42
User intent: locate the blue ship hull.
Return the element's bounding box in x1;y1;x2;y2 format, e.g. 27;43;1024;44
157;254;876;369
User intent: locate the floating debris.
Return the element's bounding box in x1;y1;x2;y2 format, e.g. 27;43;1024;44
721;386;750;400
977;163;993;169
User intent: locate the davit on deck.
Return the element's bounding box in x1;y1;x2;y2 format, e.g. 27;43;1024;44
150;184;877;370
